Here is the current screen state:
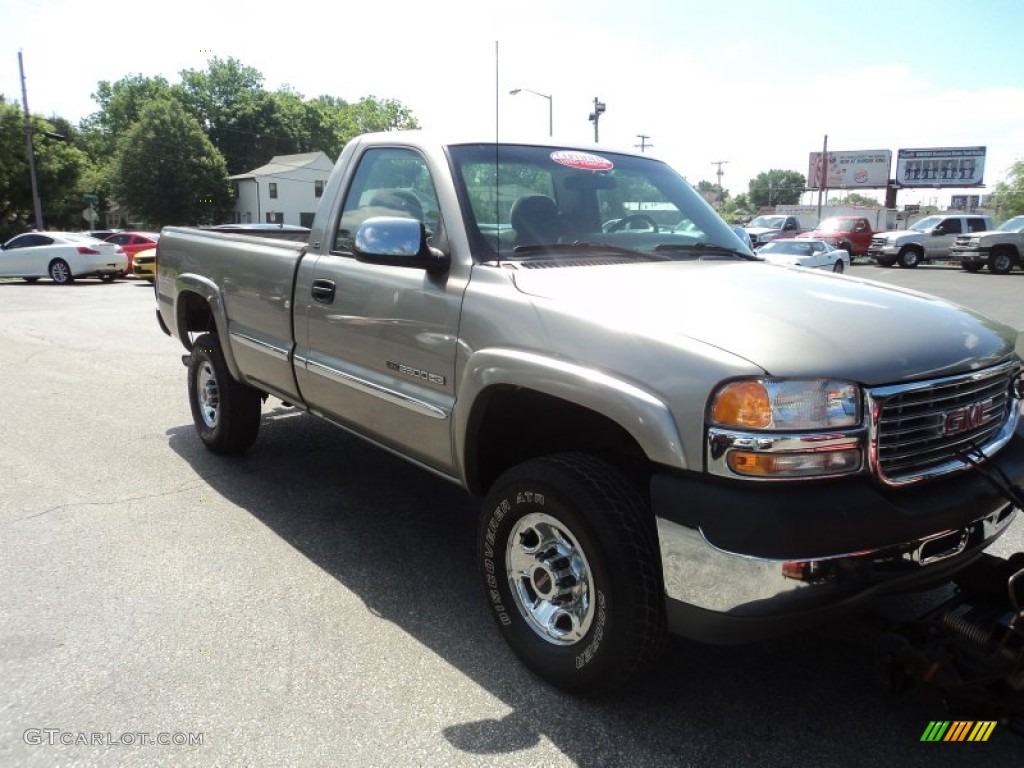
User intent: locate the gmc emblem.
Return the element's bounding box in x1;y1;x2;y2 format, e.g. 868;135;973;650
941;401;987;437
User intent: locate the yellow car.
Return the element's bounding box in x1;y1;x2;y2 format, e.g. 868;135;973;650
132;247;156;281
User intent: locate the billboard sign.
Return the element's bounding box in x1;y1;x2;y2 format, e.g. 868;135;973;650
808;149;891;189
895;147;986;187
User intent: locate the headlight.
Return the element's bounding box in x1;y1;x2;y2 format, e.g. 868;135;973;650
707;379;863;479
710;379;860;430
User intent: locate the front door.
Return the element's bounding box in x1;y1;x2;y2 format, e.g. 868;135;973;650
295;147;462;474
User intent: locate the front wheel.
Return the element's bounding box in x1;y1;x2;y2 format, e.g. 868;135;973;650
988;248;1016;275
897;247;922;268
187;333;261;454
832;260;845;273
479;453;666;695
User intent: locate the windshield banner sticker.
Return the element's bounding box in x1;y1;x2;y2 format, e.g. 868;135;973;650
550;151;614;171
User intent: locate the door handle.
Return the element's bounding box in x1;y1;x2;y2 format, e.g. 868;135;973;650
311;279;335;304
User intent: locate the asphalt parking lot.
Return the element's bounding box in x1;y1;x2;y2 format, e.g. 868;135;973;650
1;265;1022;767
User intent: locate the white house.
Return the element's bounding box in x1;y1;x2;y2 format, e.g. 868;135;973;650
230;151;335;228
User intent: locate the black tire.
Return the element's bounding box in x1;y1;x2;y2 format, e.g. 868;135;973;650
897;247;922;268
187;333;261;454
48;259;74;284
99;273;117;283
961;262;983;273
987;247;1016;275
832;260;845;273
479;453;666;695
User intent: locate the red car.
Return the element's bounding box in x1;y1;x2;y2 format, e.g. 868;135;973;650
103;232;159;274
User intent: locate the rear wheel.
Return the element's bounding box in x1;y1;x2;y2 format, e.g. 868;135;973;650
988;247;1017;275
479;453;666;695
897;246;922;268
187;333;261;454
48;259;73;284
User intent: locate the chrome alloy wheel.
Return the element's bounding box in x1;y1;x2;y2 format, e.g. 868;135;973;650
196;361;221;428
506;512;595;645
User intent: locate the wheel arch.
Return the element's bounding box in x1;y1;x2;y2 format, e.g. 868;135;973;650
174;274;242;380
455;349;686;497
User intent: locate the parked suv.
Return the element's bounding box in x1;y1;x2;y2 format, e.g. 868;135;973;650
868;214;993;268
949;215;1024;274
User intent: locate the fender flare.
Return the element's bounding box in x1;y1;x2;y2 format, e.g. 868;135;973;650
453;348;687;477
174;273;243;381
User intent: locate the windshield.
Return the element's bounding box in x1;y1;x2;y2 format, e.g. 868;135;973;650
998;216;1024;233
448;144;747;260
908;215;943;232
815;217;852;233
747;215;787;228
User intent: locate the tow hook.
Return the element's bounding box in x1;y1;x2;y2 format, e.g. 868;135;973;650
181;354;191;368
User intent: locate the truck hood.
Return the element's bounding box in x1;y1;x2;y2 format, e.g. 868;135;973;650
745;227;781;236
510;261;1016;385
875;230;920;243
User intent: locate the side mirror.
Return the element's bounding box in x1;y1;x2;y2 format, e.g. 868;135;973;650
354;216;449;275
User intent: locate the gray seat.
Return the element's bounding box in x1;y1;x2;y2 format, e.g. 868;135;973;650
510;194;563;247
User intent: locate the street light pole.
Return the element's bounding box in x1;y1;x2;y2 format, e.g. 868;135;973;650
18;50;44;230
509;88;553;137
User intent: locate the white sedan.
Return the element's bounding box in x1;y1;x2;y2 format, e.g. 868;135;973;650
0;232;128;284
755;238;851;273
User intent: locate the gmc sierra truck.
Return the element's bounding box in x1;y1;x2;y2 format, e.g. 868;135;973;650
949;214;1024;274
155;132;1024;694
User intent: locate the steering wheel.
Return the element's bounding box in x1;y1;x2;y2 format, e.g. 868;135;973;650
606;214;659;233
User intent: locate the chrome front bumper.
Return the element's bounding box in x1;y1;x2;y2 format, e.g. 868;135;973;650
659;504;1015;611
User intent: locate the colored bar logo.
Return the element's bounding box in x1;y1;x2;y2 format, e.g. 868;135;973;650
920;721;997;742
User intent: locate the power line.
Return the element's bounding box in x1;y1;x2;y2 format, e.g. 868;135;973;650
635;134;653;152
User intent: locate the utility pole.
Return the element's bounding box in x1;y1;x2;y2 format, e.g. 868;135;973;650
588;97;606;142
18;50;44;230
635;134;653;152
710;160;728;202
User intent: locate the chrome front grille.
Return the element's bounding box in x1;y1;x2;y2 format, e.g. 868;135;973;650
869;362;1021;485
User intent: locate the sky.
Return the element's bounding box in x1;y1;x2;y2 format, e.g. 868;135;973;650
3;0;1023;207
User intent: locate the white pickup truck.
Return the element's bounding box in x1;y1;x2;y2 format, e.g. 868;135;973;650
868;213;994;268
949;214;1024;274
155;131;1024;694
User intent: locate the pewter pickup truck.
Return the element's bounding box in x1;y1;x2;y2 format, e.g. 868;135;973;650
155;132;1024;694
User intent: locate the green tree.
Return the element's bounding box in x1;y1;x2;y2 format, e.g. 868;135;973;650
748;169;806;207
0;98;91;240
988;160;1024;220
112;99;232;227
80;74;177;160
828;192;881;207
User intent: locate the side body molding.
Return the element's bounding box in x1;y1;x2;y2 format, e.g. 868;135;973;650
173;272;242;381
454;348;687;476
